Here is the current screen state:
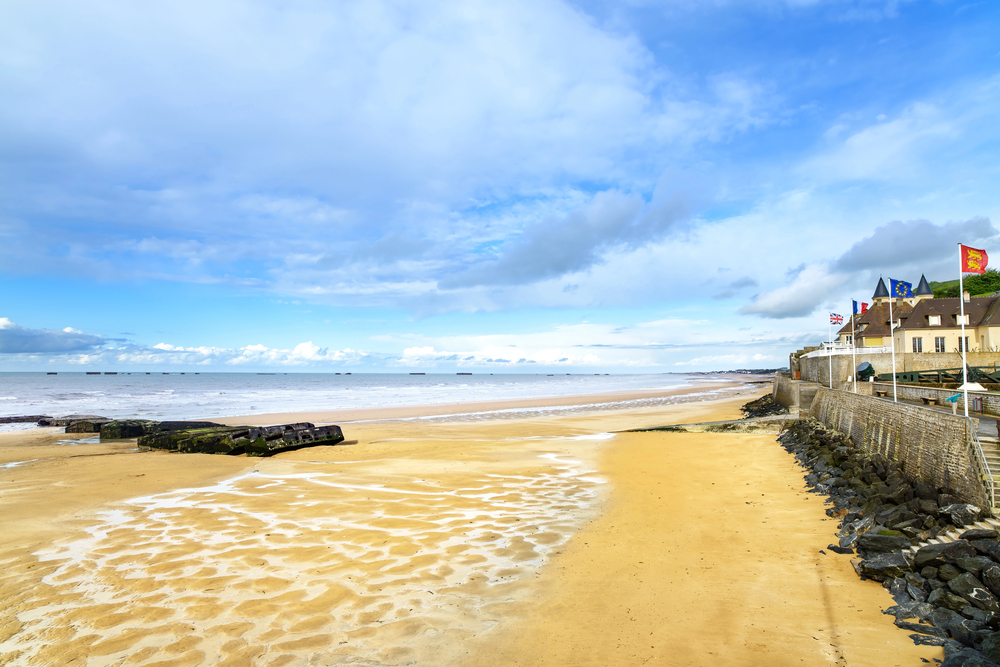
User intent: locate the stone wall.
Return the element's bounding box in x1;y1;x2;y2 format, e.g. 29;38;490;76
773;373;794;405
808;387;990;509
800;351;1000;386
870;382;1000;419
772;373;819;412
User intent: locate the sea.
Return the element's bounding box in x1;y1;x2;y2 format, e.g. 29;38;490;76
0;372;740;425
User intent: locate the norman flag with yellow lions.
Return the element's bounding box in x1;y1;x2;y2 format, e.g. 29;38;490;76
961;245;989;274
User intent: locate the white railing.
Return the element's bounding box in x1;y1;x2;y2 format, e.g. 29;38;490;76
802;344;893;358
967;417;996;510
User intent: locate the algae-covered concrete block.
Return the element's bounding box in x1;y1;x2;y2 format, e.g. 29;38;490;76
137;422;345;456
65;418;113;433
100;419;223;440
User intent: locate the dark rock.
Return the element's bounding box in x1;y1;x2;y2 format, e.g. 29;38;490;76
858;533;911;554
740;395;788;418
895;618;948;636
931;578;950;590
827;544;854;555
920;499;942;517
890;577;911;604
942;564;965;581
981;632;1000;663
857;552;911;581
37;414;109;427
949;573;1000;612
983;565;1000;598
942;505;986;528
959;557;997;578
915;541;978;568
839;533;859;550
910;634;948;646
931;587;975;612
885;601;935;620
941;648;994;667
962;607;1000;630
915;482;938;501
971;540;1000;560
923;566;941;579
909;582;929;602
930;607;969;631
963;530;1000;541
950;619;986;649
941;494;964;508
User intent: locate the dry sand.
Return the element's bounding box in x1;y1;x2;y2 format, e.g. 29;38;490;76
0;381;942;666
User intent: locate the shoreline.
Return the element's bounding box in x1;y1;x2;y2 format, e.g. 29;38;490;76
212;375;759;426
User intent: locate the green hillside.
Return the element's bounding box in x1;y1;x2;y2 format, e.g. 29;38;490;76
928;269;1000;298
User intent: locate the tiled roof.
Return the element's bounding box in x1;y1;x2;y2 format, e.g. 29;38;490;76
851;301;913;338
899;297;1000;330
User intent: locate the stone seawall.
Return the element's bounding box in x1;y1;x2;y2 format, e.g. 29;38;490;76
772;373;819;412
809;388;989;510
800;352;1000;388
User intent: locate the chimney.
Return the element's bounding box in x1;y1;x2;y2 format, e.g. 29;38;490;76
964;291;971;302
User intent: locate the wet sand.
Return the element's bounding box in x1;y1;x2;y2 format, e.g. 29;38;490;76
0;380;941;665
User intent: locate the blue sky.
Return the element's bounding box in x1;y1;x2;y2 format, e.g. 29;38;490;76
2;0;998;372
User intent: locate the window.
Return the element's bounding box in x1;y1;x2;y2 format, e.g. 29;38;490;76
929;315;941;326
912;337;923;353
959;337;970;353
957;314;970;325
935;337;946;353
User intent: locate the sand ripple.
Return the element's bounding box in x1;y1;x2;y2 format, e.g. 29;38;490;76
0;447;605;666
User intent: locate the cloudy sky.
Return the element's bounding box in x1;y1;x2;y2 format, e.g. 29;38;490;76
2;0;998;372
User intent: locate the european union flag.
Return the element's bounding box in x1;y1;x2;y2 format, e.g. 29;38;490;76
889;278;913;298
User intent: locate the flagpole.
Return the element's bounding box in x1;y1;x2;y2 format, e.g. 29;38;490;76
828;315;833;390
889;287;897;402
960;245;969;418
851;304;857;393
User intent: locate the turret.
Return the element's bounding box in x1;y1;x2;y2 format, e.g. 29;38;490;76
913;274;933;302
872;277;890;305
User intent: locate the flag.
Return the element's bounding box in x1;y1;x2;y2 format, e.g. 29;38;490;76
961;245;989;274
830;313;843;325
853;300;858;315
861;302;869;314
889;279;913;298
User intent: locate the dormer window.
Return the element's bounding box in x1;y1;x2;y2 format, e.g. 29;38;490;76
956;314;970;325
929;315;941;326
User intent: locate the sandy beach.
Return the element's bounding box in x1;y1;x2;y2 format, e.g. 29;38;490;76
0;379;942;665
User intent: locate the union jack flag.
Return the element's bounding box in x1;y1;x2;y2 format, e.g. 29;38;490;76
830;313;843;325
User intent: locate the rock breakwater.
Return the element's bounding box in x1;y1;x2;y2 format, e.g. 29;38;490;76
780;418;1000;666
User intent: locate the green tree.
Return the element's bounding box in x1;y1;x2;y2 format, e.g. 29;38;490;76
932;269;1000;298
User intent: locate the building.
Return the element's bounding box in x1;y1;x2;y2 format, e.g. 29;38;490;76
836;275;1000;354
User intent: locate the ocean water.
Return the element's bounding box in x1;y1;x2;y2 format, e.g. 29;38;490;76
0;372;722;422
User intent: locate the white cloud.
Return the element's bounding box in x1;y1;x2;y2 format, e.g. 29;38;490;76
0;319;105;353
674;352;777;367
739;263;849;319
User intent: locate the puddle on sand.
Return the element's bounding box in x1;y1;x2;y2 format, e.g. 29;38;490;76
0;441;607;666
54;435;101;446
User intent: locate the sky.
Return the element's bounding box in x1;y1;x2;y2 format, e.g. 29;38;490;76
2;0;999;372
